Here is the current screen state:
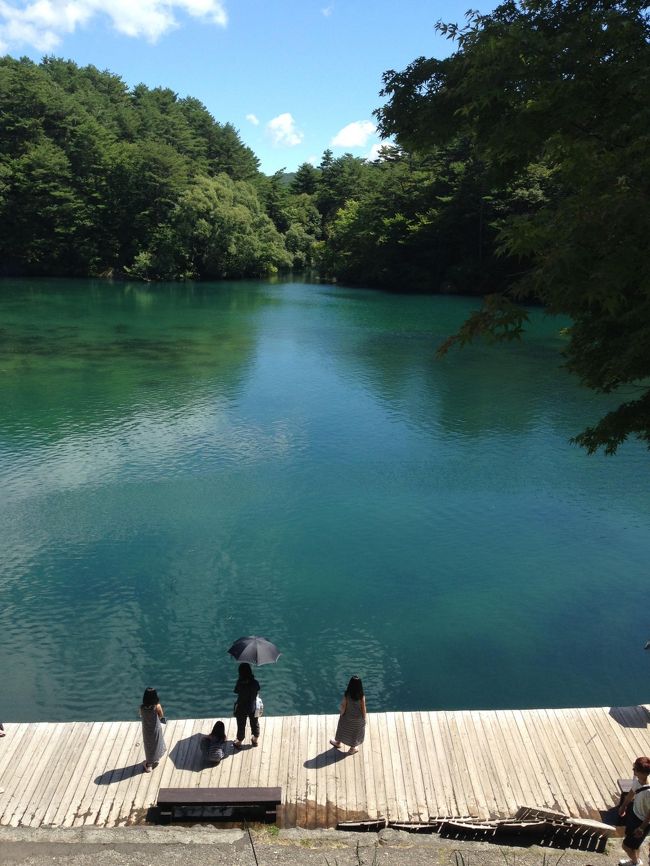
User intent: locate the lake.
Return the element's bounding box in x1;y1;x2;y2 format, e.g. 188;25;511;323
0;277;648;723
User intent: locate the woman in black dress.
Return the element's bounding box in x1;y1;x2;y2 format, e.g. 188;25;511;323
233;662;260;748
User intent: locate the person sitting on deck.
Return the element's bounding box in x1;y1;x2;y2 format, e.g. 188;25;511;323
619;756;650;866
202;720;227;764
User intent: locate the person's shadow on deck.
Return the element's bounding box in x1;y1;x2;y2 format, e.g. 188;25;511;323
303;747;348;769
169;734;233;771
94;764;142;785
609;706;650;728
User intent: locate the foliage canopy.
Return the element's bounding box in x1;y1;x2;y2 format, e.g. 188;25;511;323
376;0;650;454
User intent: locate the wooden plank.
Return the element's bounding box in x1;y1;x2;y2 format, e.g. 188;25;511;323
0;725;35;823
387;709;408;822
7;723;63;827
260;714;277;790
102;722;143;827
51;722;103;827
16;722;79;827
366;712;386;824
447;711;490;819
0;724;54;824
0;724;32;783
499;709;546;809
279;715;295;828
546;708;602;815
512;708;569;814
373;712;398;822
412;711;443;818
41;722;95;827
73;720;125;826
477;710;520;816
568;708;619;807
590;707;637;791
360;709;378;822
424;710;463;817
537;707;589;815
463;710;508;818
519;709;576;816
303;715;319;830
590;707;632;770
26;722;83;828
438;712;474;818
314;713;331;826
400;711;429;822
294;712;309;826
612;706;650;759
94;722;141;827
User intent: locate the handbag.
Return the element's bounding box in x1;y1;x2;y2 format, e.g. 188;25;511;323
254;695;264;718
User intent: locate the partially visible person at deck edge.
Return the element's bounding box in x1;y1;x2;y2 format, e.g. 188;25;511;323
619;756;650;866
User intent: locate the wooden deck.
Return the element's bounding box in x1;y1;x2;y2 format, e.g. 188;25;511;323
0;705;648;829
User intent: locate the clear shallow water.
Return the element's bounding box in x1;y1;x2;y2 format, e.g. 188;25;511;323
0;278;648;722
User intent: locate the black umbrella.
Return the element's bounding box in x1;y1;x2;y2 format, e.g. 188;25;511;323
227;636;281;666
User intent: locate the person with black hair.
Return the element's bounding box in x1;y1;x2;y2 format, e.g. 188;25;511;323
233;663;260;748
202;720;227;764
619;756;650;866
139;687;166;773
329;675;366;754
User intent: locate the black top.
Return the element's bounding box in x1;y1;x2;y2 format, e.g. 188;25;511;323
234;677;260;715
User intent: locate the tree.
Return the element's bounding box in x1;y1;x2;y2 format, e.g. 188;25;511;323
291;162;319;195
377;0;650;455
128;174;291;280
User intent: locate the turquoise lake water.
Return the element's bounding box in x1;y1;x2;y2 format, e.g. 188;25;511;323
0;278;648;723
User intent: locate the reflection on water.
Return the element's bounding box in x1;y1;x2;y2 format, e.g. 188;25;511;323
0;278;648;722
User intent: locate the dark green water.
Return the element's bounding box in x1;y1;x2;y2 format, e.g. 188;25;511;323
1;278;648;722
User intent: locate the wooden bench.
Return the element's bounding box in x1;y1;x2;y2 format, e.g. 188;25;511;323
156;786;282;824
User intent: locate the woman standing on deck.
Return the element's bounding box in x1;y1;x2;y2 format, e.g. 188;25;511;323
139;687;166;773
233;663;260;748
330;675;366;754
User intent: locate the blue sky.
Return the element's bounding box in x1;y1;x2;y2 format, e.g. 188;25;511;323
0;0;496;175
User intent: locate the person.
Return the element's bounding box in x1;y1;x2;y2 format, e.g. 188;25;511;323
233;662;260;748
330;675;367;754
619;756;650;866
202;720;227;764
139;687;166;773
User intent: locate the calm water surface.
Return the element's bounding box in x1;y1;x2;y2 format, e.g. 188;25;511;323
0;278;648;722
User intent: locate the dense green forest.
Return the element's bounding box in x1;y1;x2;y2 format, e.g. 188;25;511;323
0;0;648;453
0;53;528;291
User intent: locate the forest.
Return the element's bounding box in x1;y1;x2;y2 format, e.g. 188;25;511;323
0;0;648;453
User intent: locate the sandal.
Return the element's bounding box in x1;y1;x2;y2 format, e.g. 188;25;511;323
329;739;341;749
233;740;243;749
142;762;152;773
347;747;358;754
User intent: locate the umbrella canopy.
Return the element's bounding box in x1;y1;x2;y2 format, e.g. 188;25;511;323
227;636;281;666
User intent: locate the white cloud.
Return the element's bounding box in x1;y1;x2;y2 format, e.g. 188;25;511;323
245;113;259;126
266;112;303;148
0;0;227;50
366;142;384;162
331;120;376;148
307;154;318;166
321;5;333;16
